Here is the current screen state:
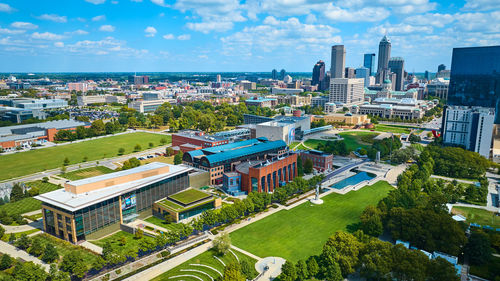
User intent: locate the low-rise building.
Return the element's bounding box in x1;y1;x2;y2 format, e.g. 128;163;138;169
244;97;277;108
311;96;329;108
300;150;333;172
271;88;304;95
222;172;243;196
128;99;175;113
172;130;228;151
351;104;424;120
311;113;370;126
77;95;126;106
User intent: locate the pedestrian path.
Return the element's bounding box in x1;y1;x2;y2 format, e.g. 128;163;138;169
0;240;49;272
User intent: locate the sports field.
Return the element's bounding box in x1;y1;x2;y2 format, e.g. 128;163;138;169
61;166;115;181
305;131;378;152
0;132;170;181
230;181;393;262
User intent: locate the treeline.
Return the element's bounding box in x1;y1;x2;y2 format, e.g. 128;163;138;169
367;136;403;160
277;231;459;281
316;140;349;156
427;145;490;179
54;119;124;142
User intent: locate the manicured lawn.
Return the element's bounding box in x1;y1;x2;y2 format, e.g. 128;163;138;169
368;124;416;134
35;233;100;268
151;248;258;281
451;206;500;228
90;231;156;256
140;156;174;165
169;189;210;205
61;166;115;181
0;180;62;216
230;181;394;262
144;216;189;232
304;131;378;152
295;143;310;151
289;142;300;150
1;228;40;241
0;132;170;181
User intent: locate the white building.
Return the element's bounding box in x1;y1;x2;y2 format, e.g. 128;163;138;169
67;83;88;93
128;99;175;113
442;106;494;158
77;95;126;106
329;78;364;106
426;78;449;100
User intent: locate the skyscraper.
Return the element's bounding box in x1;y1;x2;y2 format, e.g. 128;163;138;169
438;64;446;73
329;78;364;105
279;69;286;80
331;45;346;78
448;46;500;123
424;71;430;81
363;53;375;75
376;36;391;84
345;67;356;79
355;66;370;88
312;60;326;90
388;57;405;91
271;69;278;80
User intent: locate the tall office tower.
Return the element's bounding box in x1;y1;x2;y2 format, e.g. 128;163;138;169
279;69;286;80
330;45;346;78
321;72;331;93
329;78;364;105
438;64;446;73
216;74;221;83
376;35;391;84
448;46;500;123
345;67;356;78
363;53;376;75
312;60;326;89
271;69;278;80
355;67;370;88
424;71;430;81
388;57;405;91
442;106;494;158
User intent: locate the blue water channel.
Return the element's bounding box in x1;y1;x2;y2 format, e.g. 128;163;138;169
328;171;375;190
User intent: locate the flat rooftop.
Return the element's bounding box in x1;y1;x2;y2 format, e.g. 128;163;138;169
168;188;211;205
35;162;192;212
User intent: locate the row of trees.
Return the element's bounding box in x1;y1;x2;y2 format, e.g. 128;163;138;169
278;231;459;281
367;136;403;160
54;119;124;142
427;145;490;179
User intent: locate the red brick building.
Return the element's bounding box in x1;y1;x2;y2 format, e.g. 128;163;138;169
300;150;333;172
236;152;297;193
172;130;228;153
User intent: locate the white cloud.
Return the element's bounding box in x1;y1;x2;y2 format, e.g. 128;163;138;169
0;27;26;35
54;42;64;47
177;34;191;40
404;13;455;28
368;23;434;35
323;5;390;22
144;26;157;37
453;11;500;34
31;32;65;40
67;37;148;57
0;3;15;13
151;0;168;7
99;25;115;32
163;34;174;39
38;14;67;23
67;29;89;35
11;22;38;29
85;0;106;4
186;21;234;33
92;15;106;21
111;0;119;4
198;54;208;59
131;0;143;2
462;0;500;11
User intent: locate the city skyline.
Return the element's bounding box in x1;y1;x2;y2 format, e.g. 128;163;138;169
0;0;498;72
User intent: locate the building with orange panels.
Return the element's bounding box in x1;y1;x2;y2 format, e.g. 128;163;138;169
236;152;297;193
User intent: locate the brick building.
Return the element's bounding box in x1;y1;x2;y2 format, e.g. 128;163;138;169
172;130;228;152
300;150;333;172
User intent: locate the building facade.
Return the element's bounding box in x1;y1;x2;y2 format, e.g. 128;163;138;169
355;66;370;88
172;130;228;149
329;78;364;105
376;36;391;84
331;45;346;79
300;150;333;172
312;60;326;90
364;53;376;75
442;106;494;158
388;57;405;91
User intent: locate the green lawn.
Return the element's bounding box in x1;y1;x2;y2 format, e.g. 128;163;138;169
90;231;156;256
1;228;40;241
304;131;378;152
230;181;394;262
151;248;258;281
61;166;115;181
368;124;416;134
0;132;170;181
35;233;100;268
144;216;189;232
169;189;210;205
451;206;500;228
0;180;62;216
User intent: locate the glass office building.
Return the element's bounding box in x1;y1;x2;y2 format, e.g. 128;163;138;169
363;53;375;76
448;46;500;123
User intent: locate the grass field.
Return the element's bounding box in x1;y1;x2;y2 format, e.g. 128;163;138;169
169;189;210;204
230;181;393;262
0;180;61;216
369;124;416;134
151;248;258;281
90;231;156;256
451;206;500;228
61;166;115;181
1;228;40;241
139;156;174;165
0;132;170;181
305;131;378;152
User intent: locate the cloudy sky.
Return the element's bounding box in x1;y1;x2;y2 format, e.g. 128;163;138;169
0;0;498;72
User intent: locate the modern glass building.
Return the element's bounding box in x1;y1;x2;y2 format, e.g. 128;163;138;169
448;46;500;123
36;162;191;243
363;53;375;75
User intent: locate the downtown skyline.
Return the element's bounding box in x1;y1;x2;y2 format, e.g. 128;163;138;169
0;0;498;72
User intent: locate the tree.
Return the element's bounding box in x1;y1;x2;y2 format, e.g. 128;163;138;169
63;157;70;166
240;260;253;279
42;243;59;263
91;120;105;135
222;262;245;281
49;263;71;281
160;138;167;145
12;261;48;281
213;232;231;255
10;182;24;202
134;229;144;240
60;252;87;278
360;206;383;237
427;257;460;281
323;232;361;276
16;233;31;250
166;147;174;156
118;147;125;155
149;142;154;148
28;237;44;256
8;233;16;244
134;144;141;151
297;155;304;176
304;158;314;174
0;254;12;270
359;239;393;280
174;152;183;165
0;225;4;239
75;126;86;139
307;256;320;277
296;259;309;280
279;260;297;281
465;231;492;265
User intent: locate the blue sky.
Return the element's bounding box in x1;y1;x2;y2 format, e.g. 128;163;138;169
0;0;498;72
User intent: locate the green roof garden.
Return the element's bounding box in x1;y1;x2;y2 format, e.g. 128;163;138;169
157;197;215;213
168;188;212;205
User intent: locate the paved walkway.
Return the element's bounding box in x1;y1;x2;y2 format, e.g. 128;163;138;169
2;219;43;234
80;241;103;255
430;175;476;184
0;240;49;271
448;202;499;213
230;245;261;261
